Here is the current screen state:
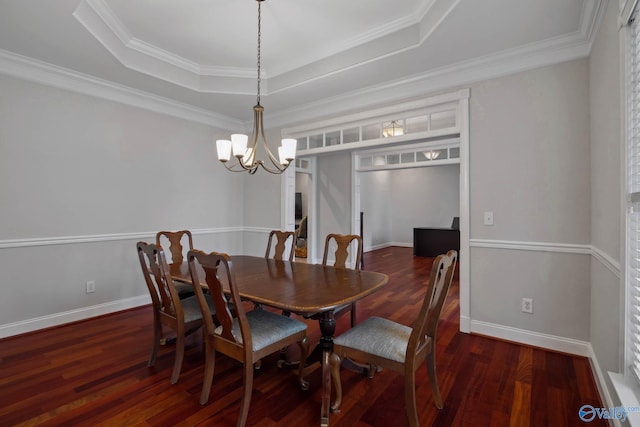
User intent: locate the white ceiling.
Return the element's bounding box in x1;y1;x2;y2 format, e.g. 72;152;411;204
0;0;605;130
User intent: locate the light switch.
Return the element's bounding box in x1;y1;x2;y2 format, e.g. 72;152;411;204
484;211;494;225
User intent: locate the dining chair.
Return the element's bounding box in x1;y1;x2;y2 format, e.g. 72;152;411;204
260;229;296;315
136;241;216;384
186;249;310;426
265;230;296;261
156;230;195;298
321;233;363;327
322;233;362;270
328;250;457;427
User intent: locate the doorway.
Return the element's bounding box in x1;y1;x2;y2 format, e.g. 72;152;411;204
281;89;470;333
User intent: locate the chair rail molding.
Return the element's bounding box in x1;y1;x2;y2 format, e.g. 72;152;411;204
470;238;621;277
0;227;246;249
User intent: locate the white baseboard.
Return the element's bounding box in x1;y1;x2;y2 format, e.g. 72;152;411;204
0;295;151;339
470;319;591;357
460;315;471;333
585;344;622;426
364;241;412;252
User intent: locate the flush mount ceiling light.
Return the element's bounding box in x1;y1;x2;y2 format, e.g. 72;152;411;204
215;0;296;175
382;120;404;138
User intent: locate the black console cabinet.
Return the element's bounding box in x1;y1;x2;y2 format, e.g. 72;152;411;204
413;227;460;257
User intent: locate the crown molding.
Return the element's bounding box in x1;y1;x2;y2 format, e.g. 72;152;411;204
266;26;595;128
72;0;602;100
0;1;606;131
0;49;241;130
72;0;458;95
580;0;609;51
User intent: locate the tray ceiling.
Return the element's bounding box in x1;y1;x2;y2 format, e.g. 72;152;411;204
0;0;604;129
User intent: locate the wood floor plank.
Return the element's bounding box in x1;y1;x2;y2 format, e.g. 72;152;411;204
0;247;607;426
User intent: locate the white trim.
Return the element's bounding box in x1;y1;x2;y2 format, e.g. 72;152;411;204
70;0;460;90
284;91;467;135
266;27;596;128
241;227;275;234
592;245;623;278
281;166;296;233
471;319;591;357
0;5;605;132
0;227;244;249
470;239;622;277
0;49;241;130
610;372;640;427
0;295;150;339
351;152;361;238
470;238;592;254
456;92;470;334
363;242;413;252
586;345;624;427
71;0;602;102
621;0;640;28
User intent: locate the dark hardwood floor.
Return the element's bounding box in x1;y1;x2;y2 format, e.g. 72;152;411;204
0;247;606;426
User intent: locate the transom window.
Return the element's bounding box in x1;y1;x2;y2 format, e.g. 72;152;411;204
356;139;460;172
284;97;461;156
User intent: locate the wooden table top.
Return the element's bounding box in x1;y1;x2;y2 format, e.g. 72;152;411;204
169;255;389;315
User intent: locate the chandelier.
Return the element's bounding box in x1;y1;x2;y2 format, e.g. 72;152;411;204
382;120;404;138
215;0;296;175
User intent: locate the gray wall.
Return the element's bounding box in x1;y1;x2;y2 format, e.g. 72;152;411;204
588;0;622;403
467;58;591;341
0;74;244;330
241;126;283;256
302;58;593;344
360;165;460;250
360;170;392;250
316;152;353;243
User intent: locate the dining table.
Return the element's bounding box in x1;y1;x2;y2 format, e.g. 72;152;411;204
169;255;389;427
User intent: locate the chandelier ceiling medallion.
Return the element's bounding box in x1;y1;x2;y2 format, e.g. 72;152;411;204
215;0;296;175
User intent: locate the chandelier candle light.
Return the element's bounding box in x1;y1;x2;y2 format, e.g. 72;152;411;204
216;0;296;175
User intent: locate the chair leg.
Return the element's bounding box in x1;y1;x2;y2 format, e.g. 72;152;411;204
170;329;185;384
199;344;216;405
148;315;161;367
238;361;254;427
329;352;342;413
426;351;443;409
404;372;419;427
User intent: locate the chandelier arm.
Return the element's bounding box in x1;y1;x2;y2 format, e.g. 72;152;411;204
254;106;286;169
223;157;259;174
257;160;287;175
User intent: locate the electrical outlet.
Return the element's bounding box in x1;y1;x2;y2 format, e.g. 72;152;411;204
484;211;494;225
86;280;96;294
522;298;533;314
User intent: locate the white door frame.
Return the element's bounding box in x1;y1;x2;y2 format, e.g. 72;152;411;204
350;90;469;333
282;157;318;262
282;89;470;333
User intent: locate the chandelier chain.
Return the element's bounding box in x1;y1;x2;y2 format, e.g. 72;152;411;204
256;0;262;105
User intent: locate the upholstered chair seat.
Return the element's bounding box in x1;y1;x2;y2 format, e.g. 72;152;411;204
332;316;418;364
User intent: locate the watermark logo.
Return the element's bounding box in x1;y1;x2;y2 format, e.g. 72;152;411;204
579;404;640;422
